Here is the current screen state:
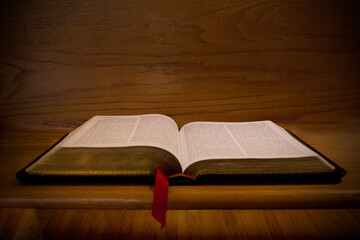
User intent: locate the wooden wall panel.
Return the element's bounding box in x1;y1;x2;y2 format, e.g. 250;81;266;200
0;0;359;131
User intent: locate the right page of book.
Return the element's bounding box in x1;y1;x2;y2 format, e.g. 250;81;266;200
179;120;335;171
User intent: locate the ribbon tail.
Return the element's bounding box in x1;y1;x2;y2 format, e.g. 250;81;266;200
152;168;169;228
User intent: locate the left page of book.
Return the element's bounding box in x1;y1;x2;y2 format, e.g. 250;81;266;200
25;114;182;176
61;114;181;160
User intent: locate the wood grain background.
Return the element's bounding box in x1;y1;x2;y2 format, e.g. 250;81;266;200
0;0;359;131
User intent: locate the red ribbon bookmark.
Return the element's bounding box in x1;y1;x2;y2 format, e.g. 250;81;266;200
152;168;169;228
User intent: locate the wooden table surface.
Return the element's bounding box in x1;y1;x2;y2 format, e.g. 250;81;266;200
1;0;360;238
0;124;359;210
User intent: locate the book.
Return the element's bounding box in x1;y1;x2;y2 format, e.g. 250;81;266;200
17;114;346;183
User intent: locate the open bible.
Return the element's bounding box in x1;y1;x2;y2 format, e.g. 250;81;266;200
17;114;345;183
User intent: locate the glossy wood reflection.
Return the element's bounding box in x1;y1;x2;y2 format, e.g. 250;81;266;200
1;208;360;240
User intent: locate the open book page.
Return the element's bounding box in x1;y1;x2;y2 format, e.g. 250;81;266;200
179;121;329;170
61;114;181;160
